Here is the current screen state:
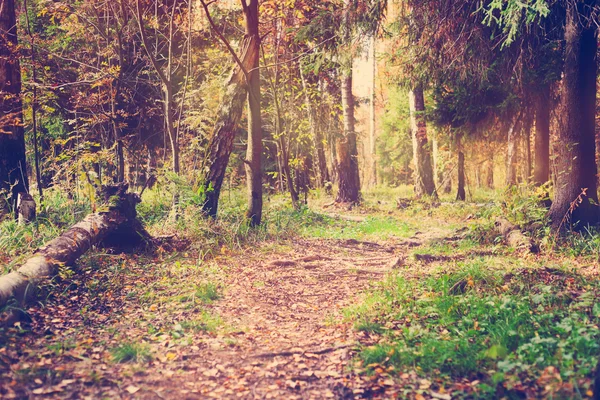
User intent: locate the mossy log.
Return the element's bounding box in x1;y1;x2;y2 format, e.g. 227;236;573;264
0;183;149;321
495;217;537;253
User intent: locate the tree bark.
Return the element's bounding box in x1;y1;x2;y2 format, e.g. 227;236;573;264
16;192;35;225
24;0;42;201
243;0;263;226
409;84;437;198
486;148;494;189
523;109;533;183
0;0;28;217
335;68;361;203
369;35;377;187
549;5;599;231
533;83;551;185
201;36;259;218
456;137;466;201
505;114;522;187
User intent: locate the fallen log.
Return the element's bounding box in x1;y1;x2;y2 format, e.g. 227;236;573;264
0;183;149;322
495;217;537;253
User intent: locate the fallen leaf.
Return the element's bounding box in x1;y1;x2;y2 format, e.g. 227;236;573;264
431;391;451;400
125;385;140;394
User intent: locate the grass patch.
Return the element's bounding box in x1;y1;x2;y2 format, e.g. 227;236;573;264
180;311;223;333
110;343;152;364
349;261;600;398
301;215;413;241
195;282;220;304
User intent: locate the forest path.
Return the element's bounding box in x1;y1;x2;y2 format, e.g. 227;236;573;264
0;226;452;399
183;237;406;399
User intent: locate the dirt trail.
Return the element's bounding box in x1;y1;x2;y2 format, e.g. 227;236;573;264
0;235;436;399
183;238;403;399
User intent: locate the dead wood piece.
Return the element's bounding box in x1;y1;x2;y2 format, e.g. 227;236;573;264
399;240;422;247
342;239;381;249
449;279;468;295
253;344;354;358
396;198;413;209
390;257;405;269
0;183;149;322
269;260;297;267
495;217;537;253
297;255;333;263
414;254;453;263
17;193;36;225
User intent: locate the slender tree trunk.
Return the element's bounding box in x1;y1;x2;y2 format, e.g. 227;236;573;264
505;114;521;187
475;158;482;188
201;36;258;218
243;0;262;226
136;0;179;213
336;67;361;203
0;0;28;217
24;0;42;202
369;35;377;187
533;83;551;185
299;67;329;187
264;47;298;208
456;137;465;201
409;84;437;198
523;109;533;183
549;5;599;230
432;130;441;188
486;148;494;189
278;126;299;208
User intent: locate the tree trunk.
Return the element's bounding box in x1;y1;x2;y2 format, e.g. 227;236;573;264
17;192;35;225
24;0;42;202
409;84;437;198
533;83;551;185
505;114;521;187
0;0;28;217
201;36;259;218
486;149;494;189
335;68;361;203
299;67;329;187
432;130;441;188
369;35;377;187
243;0;263;226
279;133;299;208
549;6;599;231
523;109;533;183
456;137;466;201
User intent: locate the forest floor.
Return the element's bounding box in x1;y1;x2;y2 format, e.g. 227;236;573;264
1;187;600;399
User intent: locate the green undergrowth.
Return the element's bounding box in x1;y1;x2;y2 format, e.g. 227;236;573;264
110;342;152;364
349;255;600;398
300;214;414;241
0;190;91;273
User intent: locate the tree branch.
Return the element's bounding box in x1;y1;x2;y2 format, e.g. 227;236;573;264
135;0;169;86
199;0;251;87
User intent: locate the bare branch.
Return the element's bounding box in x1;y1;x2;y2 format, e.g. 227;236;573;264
135;0;169;85
199;0;251;87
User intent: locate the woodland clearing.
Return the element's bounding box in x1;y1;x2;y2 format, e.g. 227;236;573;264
1;187;599;399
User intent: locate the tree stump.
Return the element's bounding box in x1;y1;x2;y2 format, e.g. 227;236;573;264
16;192;36;225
